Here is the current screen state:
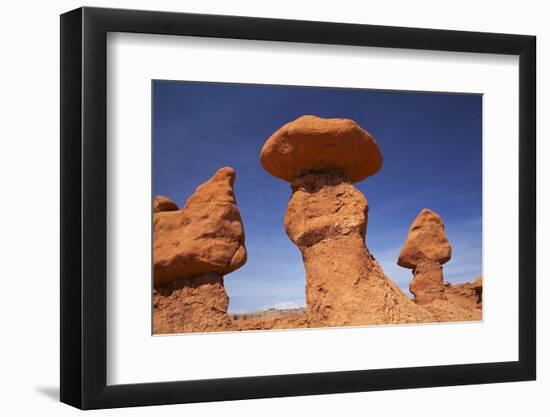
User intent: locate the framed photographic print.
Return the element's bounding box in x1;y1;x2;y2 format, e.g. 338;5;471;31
60;6;536;410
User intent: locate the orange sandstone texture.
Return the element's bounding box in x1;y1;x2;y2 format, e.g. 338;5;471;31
398;209;482;321
152;167;247;334
444;277;483;311
152;195;178;213
398;209;451;304
153;167;247;286
261;116;434;327
153;273;232;334
260;115;383;183
423;277;483;322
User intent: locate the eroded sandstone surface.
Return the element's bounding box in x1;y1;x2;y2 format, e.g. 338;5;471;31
260;115;382;183
261;115;435;327
153;273;232;334
153;167;247;286
398;209;482;321
152;167;247;334
398;209;452;304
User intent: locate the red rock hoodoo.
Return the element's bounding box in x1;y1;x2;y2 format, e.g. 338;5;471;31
398;209;482;321
397;208;452;304
261;115;434;327
152;167;247;334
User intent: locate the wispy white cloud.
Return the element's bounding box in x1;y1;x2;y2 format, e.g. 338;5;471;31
262;300;306;310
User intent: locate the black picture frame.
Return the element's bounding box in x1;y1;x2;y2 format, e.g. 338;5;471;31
60;6;536;410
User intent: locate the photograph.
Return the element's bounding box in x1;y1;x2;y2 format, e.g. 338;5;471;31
152;81;483;335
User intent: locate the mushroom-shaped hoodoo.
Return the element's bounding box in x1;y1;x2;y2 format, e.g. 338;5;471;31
398;209;452;304
261;115;434;327
153;167;247;286
152;167;247;334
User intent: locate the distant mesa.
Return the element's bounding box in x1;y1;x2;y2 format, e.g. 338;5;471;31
231;308;308;331
260;115;383;184
152;167;247;334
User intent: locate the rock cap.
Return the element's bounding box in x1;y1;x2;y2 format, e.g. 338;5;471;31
153;195;179;213
474;276;483;290
398;208;452;269
260;115;382;183
153;167;247;286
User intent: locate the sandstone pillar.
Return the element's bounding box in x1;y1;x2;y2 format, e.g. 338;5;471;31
153;273;231;334
397;208;451;304
152;167;247;333
261;115;434;327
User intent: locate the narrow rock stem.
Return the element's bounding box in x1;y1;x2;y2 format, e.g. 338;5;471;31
300;235;377;325
409;261;447;304
153;273;232;334
284;173;431;326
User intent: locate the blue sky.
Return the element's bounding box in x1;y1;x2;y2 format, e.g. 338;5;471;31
153;81;482;313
